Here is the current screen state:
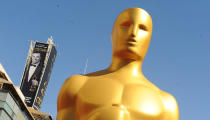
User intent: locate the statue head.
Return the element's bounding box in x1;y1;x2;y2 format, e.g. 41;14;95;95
111;8;153;60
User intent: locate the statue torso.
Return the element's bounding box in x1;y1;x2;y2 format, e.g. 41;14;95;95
74;72;166;120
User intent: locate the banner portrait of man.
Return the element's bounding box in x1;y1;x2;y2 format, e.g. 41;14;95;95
20;42;48;107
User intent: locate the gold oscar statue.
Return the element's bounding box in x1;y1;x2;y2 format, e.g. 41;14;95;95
57;8;179;120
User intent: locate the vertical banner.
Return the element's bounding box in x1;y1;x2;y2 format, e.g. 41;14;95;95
33;45;57;110
20;42;48;107
33;44;57;110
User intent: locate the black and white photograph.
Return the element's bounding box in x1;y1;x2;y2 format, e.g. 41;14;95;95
20;42;48;106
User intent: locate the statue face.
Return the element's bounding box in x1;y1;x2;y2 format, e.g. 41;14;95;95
111;8;153;60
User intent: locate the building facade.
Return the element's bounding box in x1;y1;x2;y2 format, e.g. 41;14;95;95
0;64;34;120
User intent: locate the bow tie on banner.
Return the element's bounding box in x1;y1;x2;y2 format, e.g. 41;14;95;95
31;64;37;67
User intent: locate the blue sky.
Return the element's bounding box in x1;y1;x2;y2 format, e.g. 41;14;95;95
0;0;210;119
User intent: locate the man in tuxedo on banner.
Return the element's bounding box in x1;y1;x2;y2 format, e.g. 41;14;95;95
21;52;43;106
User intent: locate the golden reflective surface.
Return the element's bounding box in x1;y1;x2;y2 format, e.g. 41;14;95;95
57;8;179;120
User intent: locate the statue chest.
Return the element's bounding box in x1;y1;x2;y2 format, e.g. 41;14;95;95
76;79;165;119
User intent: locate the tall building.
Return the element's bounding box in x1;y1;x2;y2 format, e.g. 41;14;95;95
0;37;56;120
20;37;57;110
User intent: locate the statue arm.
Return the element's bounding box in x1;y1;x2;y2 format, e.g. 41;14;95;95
161;91;179;120
57;75;87;120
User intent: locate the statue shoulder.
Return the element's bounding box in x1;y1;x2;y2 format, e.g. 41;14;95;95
61;74;88;97
57;75;87;120
57;75;88;110
160;91;179;120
